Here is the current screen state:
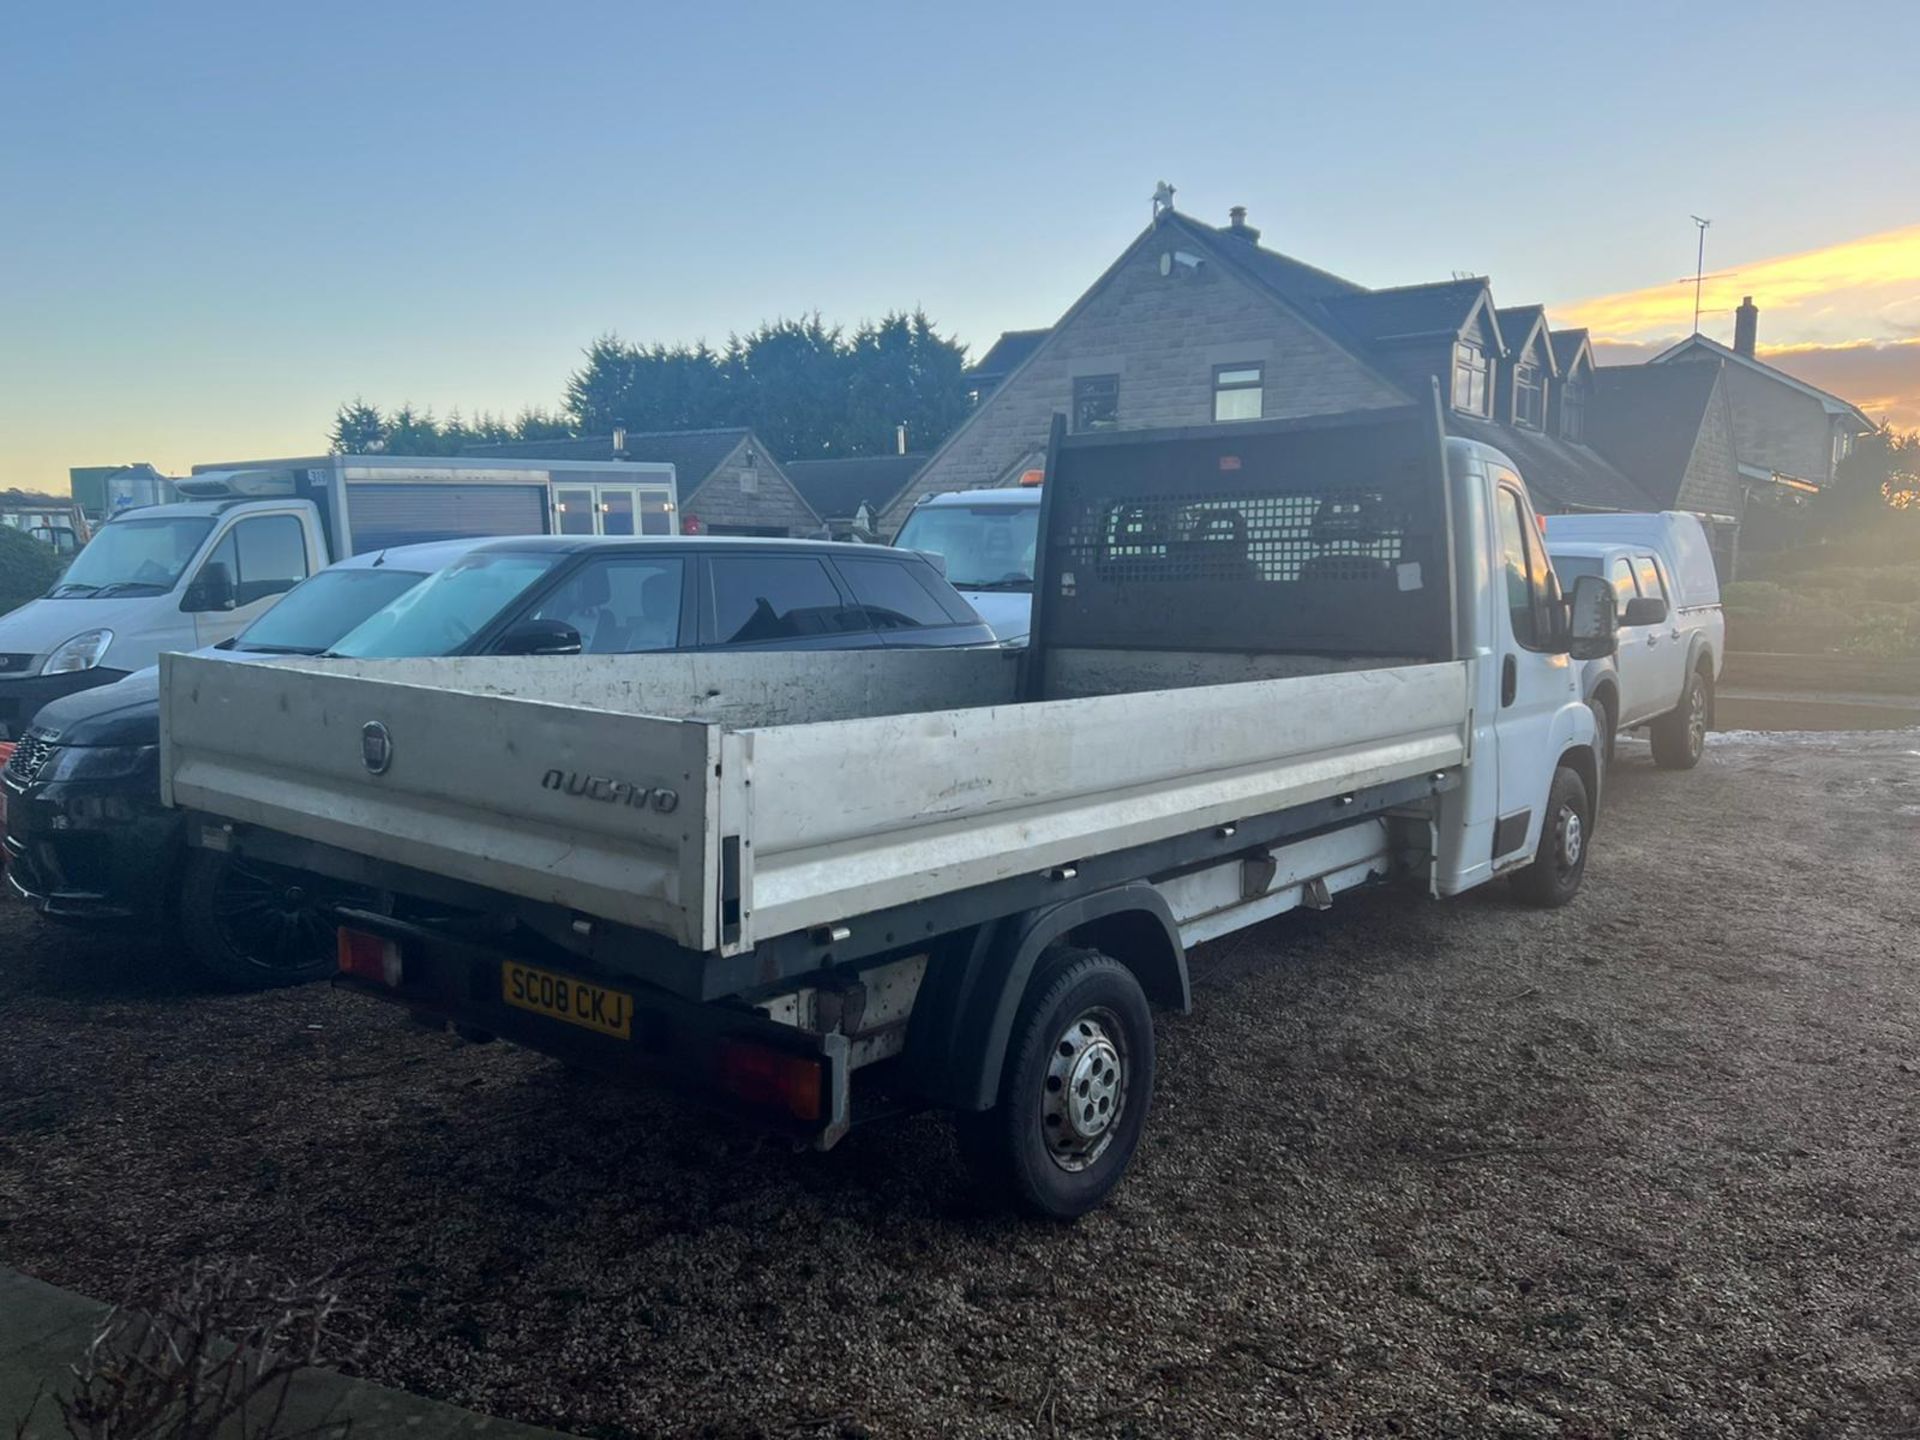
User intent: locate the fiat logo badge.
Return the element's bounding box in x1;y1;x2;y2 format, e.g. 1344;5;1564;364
361;721;393;775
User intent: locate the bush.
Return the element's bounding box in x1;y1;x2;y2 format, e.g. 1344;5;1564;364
0;524;66;616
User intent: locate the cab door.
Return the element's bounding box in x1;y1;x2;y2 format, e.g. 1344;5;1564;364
1606;554;1658;726
1490;480;1577;867
187;513;314;647
1633;553;1689;711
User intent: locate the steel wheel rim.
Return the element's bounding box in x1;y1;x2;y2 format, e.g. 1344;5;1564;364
212;858;339;973
1041;1006;1128;1173
1560;805;1584;872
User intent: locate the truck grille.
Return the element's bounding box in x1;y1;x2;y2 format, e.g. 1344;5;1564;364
5;728;59;786
0;654;37;675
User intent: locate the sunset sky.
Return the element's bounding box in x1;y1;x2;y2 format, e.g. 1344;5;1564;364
3;0;1918;489
1556;224;1920;426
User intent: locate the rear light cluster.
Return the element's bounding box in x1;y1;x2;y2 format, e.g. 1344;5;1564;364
337;928;403;987
716;1039;823;1123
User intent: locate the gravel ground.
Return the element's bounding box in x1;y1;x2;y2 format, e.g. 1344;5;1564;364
2;729;1919;1439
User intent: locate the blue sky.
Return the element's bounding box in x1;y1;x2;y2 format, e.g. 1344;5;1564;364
4;0;1917;485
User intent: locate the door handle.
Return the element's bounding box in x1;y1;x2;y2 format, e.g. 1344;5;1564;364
1670;628;1682;641
1501;654;1517;707
1646;633;1659;645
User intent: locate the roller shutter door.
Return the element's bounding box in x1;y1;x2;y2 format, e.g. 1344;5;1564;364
345;484;549;554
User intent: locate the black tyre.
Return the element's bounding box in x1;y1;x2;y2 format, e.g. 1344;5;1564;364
1586;696;1612;811
179;849;373;989
1590;693;1617;768
957;946;1155;1219
1510;764;1593;909
1650;665;1711;770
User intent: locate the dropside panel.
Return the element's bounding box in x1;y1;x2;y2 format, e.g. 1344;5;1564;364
161;654;721;949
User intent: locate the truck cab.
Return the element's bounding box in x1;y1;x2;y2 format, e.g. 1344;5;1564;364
1546;511;1725;770
0;497;327;737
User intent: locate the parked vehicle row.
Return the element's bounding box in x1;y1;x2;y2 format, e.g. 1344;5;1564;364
4;536;994;986
158;402;1620;1216
5;404;1735;1218
0;454;678;738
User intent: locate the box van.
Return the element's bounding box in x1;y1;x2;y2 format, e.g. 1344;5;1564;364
1546;511;1725;770
0;454;676;737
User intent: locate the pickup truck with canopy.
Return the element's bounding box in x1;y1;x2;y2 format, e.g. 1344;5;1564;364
158;397;1617;1217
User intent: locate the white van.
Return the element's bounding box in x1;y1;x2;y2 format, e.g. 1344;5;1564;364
1546;511;1725;770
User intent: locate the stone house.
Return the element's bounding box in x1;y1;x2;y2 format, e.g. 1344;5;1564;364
468;428;821;536
1650;302;1876;549
884;204;1659;535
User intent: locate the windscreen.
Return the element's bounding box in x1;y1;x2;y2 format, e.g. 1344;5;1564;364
48;516;214;596
233;566;433;654
1035;410;1455;660
893;503;1039;591
329;550;560;658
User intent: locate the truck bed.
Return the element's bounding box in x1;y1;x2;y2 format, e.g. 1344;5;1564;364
161;647;1470;958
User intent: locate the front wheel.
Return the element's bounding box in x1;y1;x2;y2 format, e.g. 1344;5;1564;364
1510;764;1593;909
956;946;1155;1219
179;850;378;989
1650;666;1711;770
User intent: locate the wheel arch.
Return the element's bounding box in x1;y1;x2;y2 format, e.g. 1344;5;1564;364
903;882;1188;1113
1556;741;1599;813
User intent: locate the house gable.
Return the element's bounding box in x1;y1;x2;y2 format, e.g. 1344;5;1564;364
682;435;822;535
883;212;1409;534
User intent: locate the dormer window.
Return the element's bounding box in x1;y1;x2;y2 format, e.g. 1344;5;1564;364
1514;361;1546;431
1451;342;1491;417
1560;378;1587;443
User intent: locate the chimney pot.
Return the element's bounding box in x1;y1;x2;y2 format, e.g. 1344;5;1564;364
1226;205;1261;244
1734;296;1759;358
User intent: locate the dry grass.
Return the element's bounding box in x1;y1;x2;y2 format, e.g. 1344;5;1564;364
2;729;1918;1438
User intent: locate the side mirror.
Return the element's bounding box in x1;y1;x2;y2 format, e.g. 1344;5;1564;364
184;560;236;613
1564;573;1618;661
492;618;582;656
1621;595;1669;627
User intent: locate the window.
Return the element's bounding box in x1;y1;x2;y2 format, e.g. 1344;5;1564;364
205;515;309;606
1832;428;1853;473
331;551;560;658
739;446;759;495
1634;555;1667;607
1451;342;1491;417
892;502;1039;589
1560;379;1587;443
1495;487;1552;649
528;557;685;653
554;487;596;536
1072;374;1119;432
1610;557;1639;618
837;558;954;630
234;566;432;654
707;555;862;644
1513;361;1546;430
1213;364;1263;423
58;515;212;593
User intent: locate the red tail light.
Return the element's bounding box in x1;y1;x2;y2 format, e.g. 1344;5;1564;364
717;1039;824;1123
337;928;402;987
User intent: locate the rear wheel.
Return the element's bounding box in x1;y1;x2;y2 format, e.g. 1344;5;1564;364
1650;665;1711;770
179;850;377;989
1510;764;1593;909
956;946;1155;1219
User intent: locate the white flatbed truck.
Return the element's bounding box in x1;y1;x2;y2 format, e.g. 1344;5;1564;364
159;399;1618;1216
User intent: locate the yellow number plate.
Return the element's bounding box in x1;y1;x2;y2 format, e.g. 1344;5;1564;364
502;961;632;1040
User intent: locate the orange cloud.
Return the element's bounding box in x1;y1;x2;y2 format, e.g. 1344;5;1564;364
1565;223;1920;429
1557;222;1920;346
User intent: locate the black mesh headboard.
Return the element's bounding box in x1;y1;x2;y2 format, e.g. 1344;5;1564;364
1030;402;1457;667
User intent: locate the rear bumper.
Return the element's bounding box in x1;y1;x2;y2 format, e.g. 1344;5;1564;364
0;669;130;739
333;909;853;1147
